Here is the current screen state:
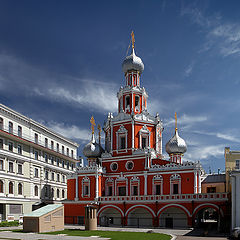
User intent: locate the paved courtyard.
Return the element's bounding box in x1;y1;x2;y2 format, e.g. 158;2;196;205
0;225;229;240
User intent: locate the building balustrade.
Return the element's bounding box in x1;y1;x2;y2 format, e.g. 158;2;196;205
98;192;228;202
0;124;77;160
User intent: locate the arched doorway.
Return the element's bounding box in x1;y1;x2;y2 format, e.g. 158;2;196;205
194;207;219;230
99;208;122;227
159;207;188;228
127;208;153;227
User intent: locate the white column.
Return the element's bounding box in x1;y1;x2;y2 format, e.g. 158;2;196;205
75;175;79;201
95;174;99;199
231;175;236;229
131;91;134;114
144;172;147;195
236;175;240;227
155;127;158;152
110;122;113;153
132;120;134;151
194;170;198;194
198;171;201;193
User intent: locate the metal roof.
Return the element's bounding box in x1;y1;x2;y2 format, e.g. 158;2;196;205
202;174;226;183
24;204;63;217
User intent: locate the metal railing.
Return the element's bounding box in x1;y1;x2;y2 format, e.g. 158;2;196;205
0;124;77;160
98;192;228;202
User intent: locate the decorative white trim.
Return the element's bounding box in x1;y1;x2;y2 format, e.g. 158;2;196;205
125;161;134;171
97;204;124;217
126;204;156;217
170;174;181;195
116;125;128;152
157;203;191;217
81;176;90;198
152;174;163;195
130;176;139;196
110;162;118;172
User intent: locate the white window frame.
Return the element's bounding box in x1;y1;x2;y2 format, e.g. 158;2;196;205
139;125;151;149
125;95;130;112
135;95;140;112
105;178;114;196
236;160;240;169
110;162;118;172
125;161;134;171
170;174;181;195
82;177;90;198
130;176;140;196
116;125;128;152
152;175;163;195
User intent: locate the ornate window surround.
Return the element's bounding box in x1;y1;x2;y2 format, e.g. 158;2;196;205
115;174;128;196
170;173;181;195
116;125;128;153
139;125;151;149
125;95;130;112
130;176;140;196
110;162;118;172
152;174;163;195
125;160;134;171
105;177;114;196
82;176;90;198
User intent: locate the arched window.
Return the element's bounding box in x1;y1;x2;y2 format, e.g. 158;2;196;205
18;183;23;195
139;125;151;149
9;181;13;194
153;175;163;195
62;189;65;199
57;189;60;198
9;122;13;134
125;96;130;111
0;118;3;130
170;174;181;195
34;185;38;196
116;125;128;151
0;180;4;193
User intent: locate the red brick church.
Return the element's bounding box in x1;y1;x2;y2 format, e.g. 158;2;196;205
64;33;228;228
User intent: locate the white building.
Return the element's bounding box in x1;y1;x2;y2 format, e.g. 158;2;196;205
0;103;79;221
231;170;240;230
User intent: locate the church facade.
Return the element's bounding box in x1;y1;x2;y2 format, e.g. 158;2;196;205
64;33;229;228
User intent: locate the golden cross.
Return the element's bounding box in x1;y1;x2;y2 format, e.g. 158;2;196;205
175;112;177;131
90;116;96;134
131;31;135;49
98;124;102;144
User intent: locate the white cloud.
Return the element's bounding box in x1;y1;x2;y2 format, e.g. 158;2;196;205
181;6;240;57
185;144;224;161
46;121;91;142
184;61;195;77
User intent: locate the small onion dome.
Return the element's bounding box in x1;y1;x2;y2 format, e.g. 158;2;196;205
122;48;144;74
83;134;103;158
165;129;187;155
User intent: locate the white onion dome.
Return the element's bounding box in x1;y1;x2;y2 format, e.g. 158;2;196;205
83;134;103;158
122;48;144;74
165;129;187;155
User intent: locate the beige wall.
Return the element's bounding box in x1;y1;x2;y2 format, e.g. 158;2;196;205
225;147;240;192
201;182;225;193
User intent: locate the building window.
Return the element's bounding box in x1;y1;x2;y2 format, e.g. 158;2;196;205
126;161;134;171
82;177;90;197
142;137;147;149
117;125;128;151
67;161;69;169
125;96;130;111
118;186;126;196
57;189;60;198
18;183;23;195
71;163;74;170
135;95;140;111
120;136;126;149
45;171;49;180
236;160;240;169
9;162;14;173
17;144;22;155
71;150;73;158
51;141;54;150
0;118;3;130
51;188;54;198
18;126;22;137
139;125;150;149
207;187;216;193
0;139;3;149
34;133;38;144
8;141;13;152
110;162;118;171
62;189;65;198
67;148;69;156
45;154;48;163
133;186;138;196
17;164;22;174
130;176;139;196
34;185;38;196
51;156;54;165
9;122;13;134
62;146;64;155
56;158;59;167
62;160;65;168
0;180;3;193
108;186;113;196
34;168;39;178
9;181;13;194
153;175;163;195
45;186;49;197
0;160;3;170
9;204;22;214
62;175;65;183
170;174;181;195
57;174;60;182
35;151;38;160
45;138;48;148
51;172;54;181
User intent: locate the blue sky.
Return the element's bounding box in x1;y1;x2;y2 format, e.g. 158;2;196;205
0;0;240;172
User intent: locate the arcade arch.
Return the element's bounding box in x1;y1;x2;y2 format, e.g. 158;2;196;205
127;207;153;227
98;207;122;227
